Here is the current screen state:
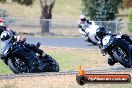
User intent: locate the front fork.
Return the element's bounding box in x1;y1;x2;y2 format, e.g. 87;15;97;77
108;51;118;63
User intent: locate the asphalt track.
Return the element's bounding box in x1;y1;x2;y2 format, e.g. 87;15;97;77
0;65;132;79
26;37;98;49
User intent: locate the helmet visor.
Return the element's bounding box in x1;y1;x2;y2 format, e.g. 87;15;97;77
81;18;86;21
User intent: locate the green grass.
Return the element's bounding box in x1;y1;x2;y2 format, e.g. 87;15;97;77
40;47;107;71
0;60;13;74
0;47;107;74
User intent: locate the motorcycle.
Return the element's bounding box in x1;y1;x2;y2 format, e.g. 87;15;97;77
98;32;132;68
0;37;60;74
80;21;99;45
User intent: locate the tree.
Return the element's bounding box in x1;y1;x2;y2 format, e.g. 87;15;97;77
0;0;34;6
82;0;123;21
0;0;55;33
39;0;55;33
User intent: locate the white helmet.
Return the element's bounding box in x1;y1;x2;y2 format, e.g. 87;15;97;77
1;31;13;41
79;15;86;21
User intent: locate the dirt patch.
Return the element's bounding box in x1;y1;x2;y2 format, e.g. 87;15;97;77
0;75;79;88
0;72;132;88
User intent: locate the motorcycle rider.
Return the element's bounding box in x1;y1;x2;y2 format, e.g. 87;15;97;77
77;15;92;40
96;27;132;46
96;27;132;66
0;18;46;58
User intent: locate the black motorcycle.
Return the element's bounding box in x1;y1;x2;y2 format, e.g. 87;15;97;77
1;38;60;74
98;33;132;68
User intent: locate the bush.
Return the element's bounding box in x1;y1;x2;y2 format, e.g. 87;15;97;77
0;0;6;3
0;0;34;6
15;0;34;6
128;10;132;32
82;0;123;21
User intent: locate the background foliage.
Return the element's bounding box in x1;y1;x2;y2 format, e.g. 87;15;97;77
82;0;123;21
0;0;34;6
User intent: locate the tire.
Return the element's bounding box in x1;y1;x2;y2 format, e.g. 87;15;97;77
91;41;98;45
7;58;30;74
87;37;98;45
43;55;60;72
83;35;98;45
113;48;131;68
84;36;89;42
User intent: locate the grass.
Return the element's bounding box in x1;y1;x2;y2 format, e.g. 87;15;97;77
0;0;131;20
43;47;107;71
0;0;82;19
53;0;81;19
0;47;108;74
0;60;13;74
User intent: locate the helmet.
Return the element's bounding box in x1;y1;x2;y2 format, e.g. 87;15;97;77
0;18;4;22
0;18;4;27
79;15;86;22
0;18;6;34
0;31;12;41
96;27;107;39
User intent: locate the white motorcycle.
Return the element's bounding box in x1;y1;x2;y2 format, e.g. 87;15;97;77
80;21;99;45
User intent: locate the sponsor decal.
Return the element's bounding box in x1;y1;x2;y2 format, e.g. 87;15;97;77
76;66;131;85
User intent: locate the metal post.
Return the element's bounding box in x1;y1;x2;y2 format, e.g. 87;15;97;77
116;21;118;33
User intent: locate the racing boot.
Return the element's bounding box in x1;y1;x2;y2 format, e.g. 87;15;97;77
37;49;47;59
25;43;47;59
108;57;115;66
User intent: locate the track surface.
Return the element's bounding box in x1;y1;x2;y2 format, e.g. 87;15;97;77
26;37;98;49
0;65;132;79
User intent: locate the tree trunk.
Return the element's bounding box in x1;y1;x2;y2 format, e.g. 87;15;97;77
39;0;55;33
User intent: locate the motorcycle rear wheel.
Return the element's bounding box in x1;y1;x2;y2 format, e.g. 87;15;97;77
7;58;30;74
85;36;98;45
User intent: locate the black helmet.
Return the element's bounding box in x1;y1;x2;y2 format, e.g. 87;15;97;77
96;27;106;39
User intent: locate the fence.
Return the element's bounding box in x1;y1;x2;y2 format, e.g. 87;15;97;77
4;18;132;37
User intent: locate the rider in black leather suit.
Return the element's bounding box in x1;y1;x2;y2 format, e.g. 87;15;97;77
96;27;132;66
0;19;46;58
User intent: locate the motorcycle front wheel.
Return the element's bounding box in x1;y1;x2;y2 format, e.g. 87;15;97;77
42;55;60;72
7;58;30;74
113;47;131;68
84;36;98;45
